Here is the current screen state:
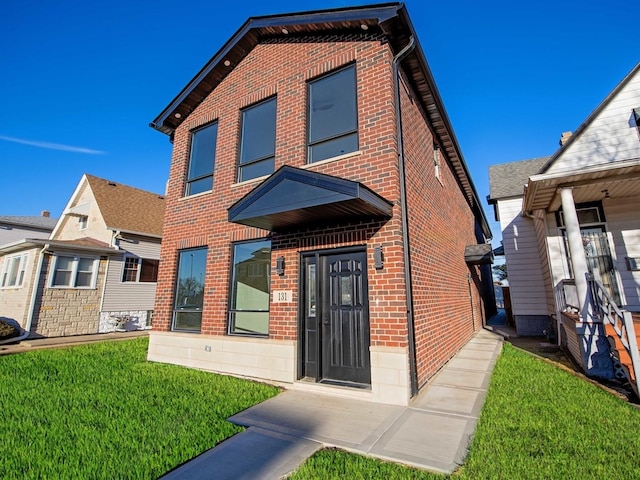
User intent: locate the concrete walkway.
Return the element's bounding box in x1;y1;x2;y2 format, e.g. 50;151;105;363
161;328;503;479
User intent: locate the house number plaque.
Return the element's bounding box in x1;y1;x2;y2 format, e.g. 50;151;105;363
273;290;293;303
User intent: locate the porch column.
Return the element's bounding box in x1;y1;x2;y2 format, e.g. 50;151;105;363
560;187;590;318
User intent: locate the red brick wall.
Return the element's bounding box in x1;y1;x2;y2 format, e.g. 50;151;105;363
154;33;409;348
398;72;485;388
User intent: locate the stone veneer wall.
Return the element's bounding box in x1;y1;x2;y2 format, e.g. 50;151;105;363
31;257;107;337
99;310;152;333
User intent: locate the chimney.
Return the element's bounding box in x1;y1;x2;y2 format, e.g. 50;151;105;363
559;131;572;146
41;210;50;217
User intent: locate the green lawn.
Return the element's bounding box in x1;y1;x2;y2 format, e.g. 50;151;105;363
0;337;279;479
290;343;640;480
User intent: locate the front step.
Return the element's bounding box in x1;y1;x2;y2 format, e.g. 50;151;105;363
605;321;640;396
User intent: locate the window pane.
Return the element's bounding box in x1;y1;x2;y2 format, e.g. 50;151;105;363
229;312;269;335
76;272;93;287
6;257;21;287
309;133;358;163
309;66;357;144
173;247;207;332
122;257;139;282
186;176;213;196
239;158;275;182
140;259;159;283
53;271;72;287
188;123;218;180
52;256;74;286
240;98;276;166
229;240;271;335
173;311;203;331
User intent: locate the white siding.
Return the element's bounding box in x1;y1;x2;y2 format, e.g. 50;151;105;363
0;224;51;246
547;70;640;174
533;209;556;316
101;236;160;311
498;198;549;316
604;197;640;311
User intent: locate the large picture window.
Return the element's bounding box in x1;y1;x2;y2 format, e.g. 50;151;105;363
1;253;28;288
122;256;159;283
51;255;98;288
228;239;271;336
186;122;218;196
307;65;358;163
172;247;207;332
238;97;277;182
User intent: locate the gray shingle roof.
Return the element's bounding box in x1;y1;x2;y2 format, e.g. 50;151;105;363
488;157;549;201
0;215;58;230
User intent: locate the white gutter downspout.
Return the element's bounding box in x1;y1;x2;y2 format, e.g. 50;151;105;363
0;243;49;345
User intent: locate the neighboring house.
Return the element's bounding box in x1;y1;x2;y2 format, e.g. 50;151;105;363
488;62;640;388
0;174;165;337
148;3;494;406
0;212;57;245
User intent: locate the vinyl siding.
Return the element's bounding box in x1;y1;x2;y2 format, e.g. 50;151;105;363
101;235;160;311
547;70;640;174
0;225;51;245
498;197;549;316
533;209;556;316
604;197;640;310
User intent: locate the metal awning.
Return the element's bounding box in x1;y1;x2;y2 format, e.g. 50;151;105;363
228;165;393;231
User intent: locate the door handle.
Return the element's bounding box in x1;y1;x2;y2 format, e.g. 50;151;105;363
322;314;329;325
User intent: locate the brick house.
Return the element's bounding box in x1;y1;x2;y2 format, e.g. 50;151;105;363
148;3;493;405
0;174;165;338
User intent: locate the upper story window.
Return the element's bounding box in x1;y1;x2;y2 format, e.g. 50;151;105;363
122;256;159;283
186;122;218;196
238;97;277;182
1;253;27;288
51;255;98;288
78;216;88;230
307;65;358;163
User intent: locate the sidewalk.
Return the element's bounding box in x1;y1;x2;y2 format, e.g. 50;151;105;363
0;330;149;355
161;328;503;479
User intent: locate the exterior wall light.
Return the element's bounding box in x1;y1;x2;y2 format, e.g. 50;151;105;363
373;245;383;269
276;256;285;276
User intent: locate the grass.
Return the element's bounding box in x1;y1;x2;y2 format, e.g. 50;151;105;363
0;337;279;479
290;343;640;480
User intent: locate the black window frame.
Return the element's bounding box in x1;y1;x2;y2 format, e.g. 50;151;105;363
185;122;218;196
227;238;272;337
172;247;208;333
307;64;359;163
238;96;277;183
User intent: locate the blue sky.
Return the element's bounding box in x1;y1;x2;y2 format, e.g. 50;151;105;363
1;0;637;247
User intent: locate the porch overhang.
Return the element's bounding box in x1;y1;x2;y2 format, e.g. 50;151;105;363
522;159;640;213
227;166;393;232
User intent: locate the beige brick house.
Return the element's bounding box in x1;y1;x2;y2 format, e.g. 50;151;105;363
148;3;494;405
0;174;165;338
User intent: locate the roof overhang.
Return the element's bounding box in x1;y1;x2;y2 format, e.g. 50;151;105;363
0;238;118;256
228;166;393;231
523;158;640;212
150;3;492;240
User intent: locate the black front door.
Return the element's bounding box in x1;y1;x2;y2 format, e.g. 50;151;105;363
301;248;370;386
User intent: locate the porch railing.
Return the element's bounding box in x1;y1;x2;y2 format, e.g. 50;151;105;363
555;279;579;314
588;275;640;395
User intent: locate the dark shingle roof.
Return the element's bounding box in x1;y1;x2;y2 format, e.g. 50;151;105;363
488;157;549;201
0;215;58;231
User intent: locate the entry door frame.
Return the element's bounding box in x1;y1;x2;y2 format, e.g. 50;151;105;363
297;245;371;386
